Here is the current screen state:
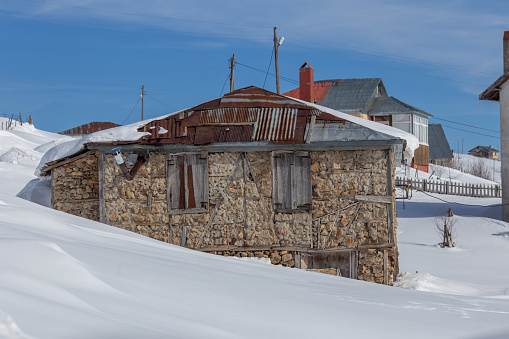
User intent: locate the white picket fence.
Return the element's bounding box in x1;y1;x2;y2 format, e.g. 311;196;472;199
395;177;502;198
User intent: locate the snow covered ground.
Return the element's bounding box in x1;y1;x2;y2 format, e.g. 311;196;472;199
1;120;509;338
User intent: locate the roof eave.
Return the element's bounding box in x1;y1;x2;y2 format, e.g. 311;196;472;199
479;71;509;102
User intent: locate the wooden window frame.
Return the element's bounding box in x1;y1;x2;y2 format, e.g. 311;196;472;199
272;151;312;212
167;152;209;215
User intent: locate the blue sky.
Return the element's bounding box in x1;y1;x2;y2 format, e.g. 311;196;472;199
1;0;508;153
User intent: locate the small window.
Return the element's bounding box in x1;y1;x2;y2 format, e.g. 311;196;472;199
167;152;209;214
272;151;312;211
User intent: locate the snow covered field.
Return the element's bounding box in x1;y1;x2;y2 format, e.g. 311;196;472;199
1;119;508;338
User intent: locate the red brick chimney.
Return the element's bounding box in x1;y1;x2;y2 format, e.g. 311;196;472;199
299;62;314;103
504;31;509;73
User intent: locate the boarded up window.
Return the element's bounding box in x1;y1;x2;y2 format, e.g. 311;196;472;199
272;151;311;210
168;152;209;214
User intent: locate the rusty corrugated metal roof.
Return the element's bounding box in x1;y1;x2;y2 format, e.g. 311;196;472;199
138;86;342;145
59;122;121;135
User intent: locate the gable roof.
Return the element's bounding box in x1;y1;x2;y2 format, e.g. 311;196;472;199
469;145;500;153
38;86;420;175
316;78;384;114
370;97;432;118
428;124;452;160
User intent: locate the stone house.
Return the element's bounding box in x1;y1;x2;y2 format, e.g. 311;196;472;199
283;62;432;172
40;86;418;285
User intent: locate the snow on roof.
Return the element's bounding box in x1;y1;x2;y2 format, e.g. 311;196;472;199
293;98;420;160
35;112;180;176
37;94;419;176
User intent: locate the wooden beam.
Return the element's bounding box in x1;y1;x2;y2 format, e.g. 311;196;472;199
197;153;243;248
305;115;316;144
354;195;392;204
98;153;106;223
40;150;93;174
383;249;388;285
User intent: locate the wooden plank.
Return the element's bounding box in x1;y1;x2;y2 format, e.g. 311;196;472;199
197;245;311;252
244;155;279;243
386;149;393;197
354;195;392;204
383;250;388;285
40;150;94;174
291;153;297;210
166;154;172;244
197;153;243;248
242;153;247;240
393;247;399;282
309;243;396;254
180;226;187;247
305;115;316;144
98;153;106;223
388;202;395;244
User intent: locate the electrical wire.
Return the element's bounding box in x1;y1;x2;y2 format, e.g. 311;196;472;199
0;10;271;41
263;46;275;89
431;117;499;134
121;97;140;125
17;0;271;29
145;94;177;111
440;124;499;139
235;62;299;85
220;74;230;97
285;39;490;88
280;29;499;76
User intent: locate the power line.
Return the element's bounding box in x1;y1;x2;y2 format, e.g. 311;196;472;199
280;29;499;76
286;39;489;88
220;74;229;96
145;94;177;111
121;97;140;125
17;0;270;29
235;62;299;85
431;117;499;134
0;10;271;40
263;46;275;89
440;124;499;139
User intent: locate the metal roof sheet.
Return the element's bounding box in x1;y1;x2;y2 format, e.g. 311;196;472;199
428;124;452;160
370;97;433;118
317;78;384;114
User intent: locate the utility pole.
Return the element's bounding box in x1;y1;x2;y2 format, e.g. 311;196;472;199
229;54;235;92
141;85;145;121
273;27;280;94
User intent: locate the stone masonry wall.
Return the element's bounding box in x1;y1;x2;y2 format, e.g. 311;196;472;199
102;154;169;242
51;152;100;221
51;148;397;284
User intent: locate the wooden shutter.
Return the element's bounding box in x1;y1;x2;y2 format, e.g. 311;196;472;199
168;152;209;214
273;152;292;210
294;152;311;209
273;151;311;211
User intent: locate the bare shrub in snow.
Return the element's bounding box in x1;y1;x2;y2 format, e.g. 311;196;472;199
434;207;457;248
450;153;465;172
467;158;492;180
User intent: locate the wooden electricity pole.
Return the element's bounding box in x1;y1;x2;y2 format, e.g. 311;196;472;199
273;27;280;94
229;54;235;92
141;85;145;121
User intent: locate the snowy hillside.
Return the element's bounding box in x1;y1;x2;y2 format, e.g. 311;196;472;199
397;154;501;185
1;122;508;338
